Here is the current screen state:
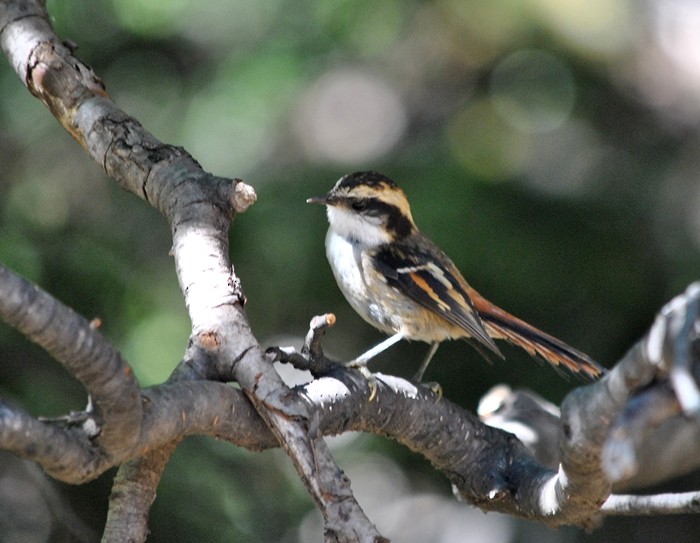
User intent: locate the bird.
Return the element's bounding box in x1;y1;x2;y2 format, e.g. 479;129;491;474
307;171;604;383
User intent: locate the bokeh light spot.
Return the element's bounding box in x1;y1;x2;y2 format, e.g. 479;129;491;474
489;49;576;134
111;0;190;36
6;178;70;230
448;100;531;180
532;0;632;55
122;311;190;386
295;69;407;164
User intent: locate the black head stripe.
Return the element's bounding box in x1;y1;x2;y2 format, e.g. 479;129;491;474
356;197;413;238
387;207;414;238
337;171;398;191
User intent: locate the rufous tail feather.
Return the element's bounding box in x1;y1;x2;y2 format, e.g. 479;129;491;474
470;290;604;381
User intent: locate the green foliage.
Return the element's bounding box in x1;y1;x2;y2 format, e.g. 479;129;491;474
2;0;700;541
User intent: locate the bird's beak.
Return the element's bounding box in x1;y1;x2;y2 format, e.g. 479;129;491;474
306;193;334;205
306;195;326;205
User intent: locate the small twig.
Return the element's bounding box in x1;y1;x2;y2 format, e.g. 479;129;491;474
304;314;336;357
231;178;257;213
602;491;700;515
268;313;340;376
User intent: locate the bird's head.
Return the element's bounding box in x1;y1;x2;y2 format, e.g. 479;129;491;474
307;171;416;246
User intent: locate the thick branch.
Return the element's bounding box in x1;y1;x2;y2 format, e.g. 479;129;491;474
3;0;700;539
102;443;179;543
270;285;700;526
475;283;700;521
0;264;141;473
1;323;699;525
0;2;382;540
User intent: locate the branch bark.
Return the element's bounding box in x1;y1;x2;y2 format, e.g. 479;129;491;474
0;263;141;480
1;265;699;532
1;1;383;541
1;0;700;541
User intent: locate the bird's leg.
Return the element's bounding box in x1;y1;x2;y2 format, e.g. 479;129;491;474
348;332;405;401
350;331;405;366
412;342;439;382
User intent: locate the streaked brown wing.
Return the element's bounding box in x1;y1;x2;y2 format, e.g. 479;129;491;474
372;234;604;380
372;238;503;358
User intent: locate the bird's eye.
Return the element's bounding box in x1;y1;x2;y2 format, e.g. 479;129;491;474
351;201;367;211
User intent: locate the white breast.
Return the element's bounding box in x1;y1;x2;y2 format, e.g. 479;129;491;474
325;228;395;334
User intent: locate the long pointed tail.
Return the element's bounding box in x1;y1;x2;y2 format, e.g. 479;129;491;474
468;288;605;381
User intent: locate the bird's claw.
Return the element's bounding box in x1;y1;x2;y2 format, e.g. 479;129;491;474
347;360;379;401
423;380;443;401
411;368;443;401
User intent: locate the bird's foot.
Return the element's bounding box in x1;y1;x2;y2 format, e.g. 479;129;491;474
347;360;378;401
411;366;443;401
413;378;442;401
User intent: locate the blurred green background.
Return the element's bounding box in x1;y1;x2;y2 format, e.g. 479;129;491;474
1;0;700;541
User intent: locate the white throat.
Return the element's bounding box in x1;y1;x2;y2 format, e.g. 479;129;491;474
326;206;391;247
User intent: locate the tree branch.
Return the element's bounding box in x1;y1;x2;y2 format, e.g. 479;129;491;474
0;1;383;540
2;0;700;540
1;279;699;529
0;264;141;478
269;282;700;526
602;492;700;515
